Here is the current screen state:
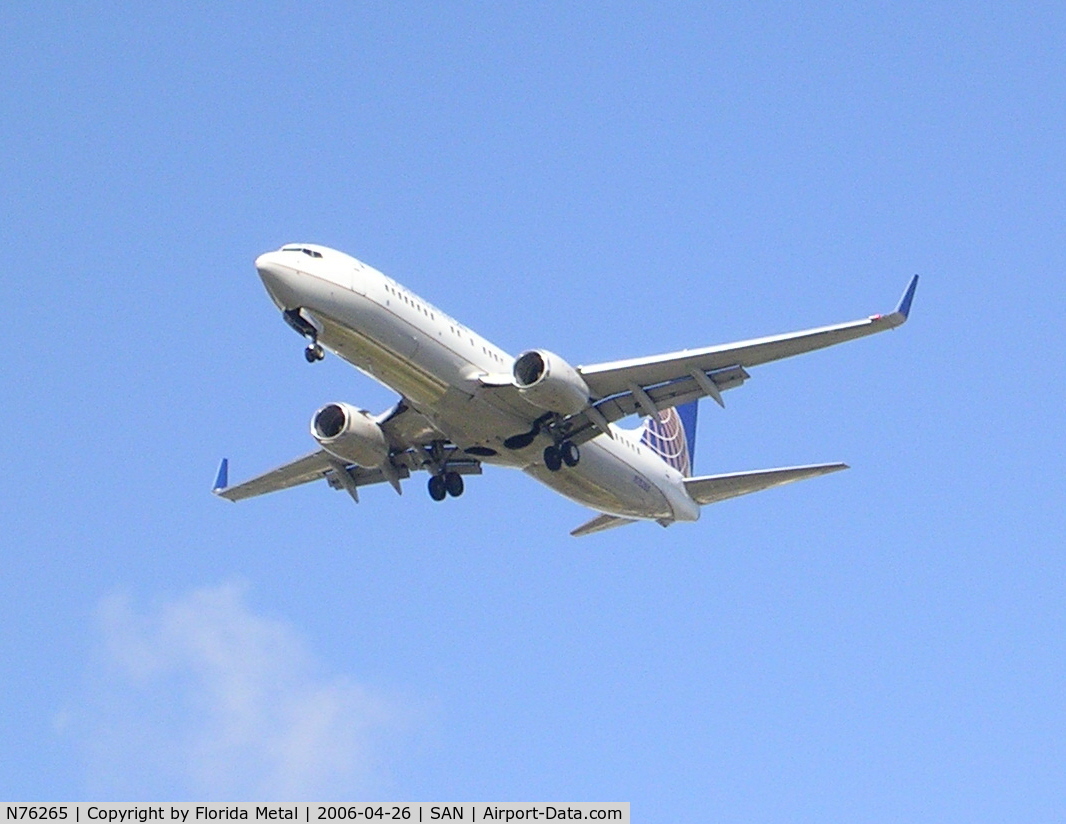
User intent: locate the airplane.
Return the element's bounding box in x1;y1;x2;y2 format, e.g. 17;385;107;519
213;243;918;536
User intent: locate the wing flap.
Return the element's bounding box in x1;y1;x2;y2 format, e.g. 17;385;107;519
591;365;748;424
683;463;849;506
555;365;748;448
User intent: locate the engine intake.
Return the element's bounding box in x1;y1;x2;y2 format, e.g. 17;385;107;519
512;349;590;416
311;402;389;467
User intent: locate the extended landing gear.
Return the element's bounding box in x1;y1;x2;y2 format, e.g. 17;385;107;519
428;471;464;501
544;441;580;472
284;309;324;363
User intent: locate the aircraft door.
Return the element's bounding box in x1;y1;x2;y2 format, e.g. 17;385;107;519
326;259;353;292
349;261;367;295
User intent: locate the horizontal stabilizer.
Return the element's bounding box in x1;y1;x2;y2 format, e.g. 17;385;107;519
571;513;638;537
684;462;848;506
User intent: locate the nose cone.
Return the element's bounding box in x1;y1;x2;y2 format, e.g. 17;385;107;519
255;252;300;310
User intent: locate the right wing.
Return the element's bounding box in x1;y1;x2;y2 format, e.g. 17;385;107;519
550;277;918;446
213;451;350;501
683;463;848;506
213;398;479;503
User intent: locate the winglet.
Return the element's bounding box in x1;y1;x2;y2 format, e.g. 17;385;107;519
895;274;919;320
212;458;229;493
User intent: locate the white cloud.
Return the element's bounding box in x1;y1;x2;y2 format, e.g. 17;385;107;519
75;583;415;800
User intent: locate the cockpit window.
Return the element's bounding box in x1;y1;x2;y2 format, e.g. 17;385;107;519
280;246;323;258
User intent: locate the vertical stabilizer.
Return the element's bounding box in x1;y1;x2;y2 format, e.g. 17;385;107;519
640;401;699;476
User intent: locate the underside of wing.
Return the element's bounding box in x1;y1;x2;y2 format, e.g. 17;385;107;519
376;398;448;447
213;451;339;501
683;463;848;506
578;276;918;401
213;398;481;503
523;277;919;449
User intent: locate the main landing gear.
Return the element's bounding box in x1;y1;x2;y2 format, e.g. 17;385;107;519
304;342;325;363
543;440;580;472
428;471;464;501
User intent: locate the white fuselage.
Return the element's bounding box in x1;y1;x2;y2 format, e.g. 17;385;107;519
255;244;700;524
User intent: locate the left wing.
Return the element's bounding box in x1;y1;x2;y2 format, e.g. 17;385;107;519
541;277;917;447
579;276;917;401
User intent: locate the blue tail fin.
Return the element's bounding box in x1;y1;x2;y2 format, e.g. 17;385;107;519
640;401;699;477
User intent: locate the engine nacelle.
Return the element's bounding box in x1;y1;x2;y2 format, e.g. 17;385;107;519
512;349;591;416
310;402;389;467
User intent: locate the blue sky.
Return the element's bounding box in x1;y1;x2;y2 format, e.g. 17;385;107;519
2;2;1064;819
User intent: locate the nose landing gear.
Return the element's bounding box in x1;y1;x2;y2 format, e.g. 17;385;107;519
283;308;324;362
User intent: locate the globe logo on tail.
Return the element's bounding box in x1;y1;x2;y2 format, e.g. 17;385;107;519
640;407;692;477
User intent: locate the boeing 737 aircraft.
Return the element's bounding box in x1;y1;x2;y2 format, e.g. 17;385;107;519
213;244;917;536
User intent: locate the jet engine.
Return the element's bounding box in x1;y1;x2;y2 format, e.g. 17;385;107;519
311;402;389;467
512;349;591;416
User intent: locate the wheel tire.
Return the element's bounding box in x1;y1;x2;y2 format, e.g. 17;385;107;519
543;445;562;472
304;346;318;363
445;471;464;497
560;441;580;467
428;474;447;501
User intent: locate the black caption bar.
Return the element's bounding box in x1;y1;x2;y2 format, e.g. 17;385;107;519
2;804;629;824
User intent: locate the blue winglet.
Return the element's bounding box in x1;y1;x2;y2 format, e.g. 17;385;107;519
213;458;229;492
896;274;919;319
